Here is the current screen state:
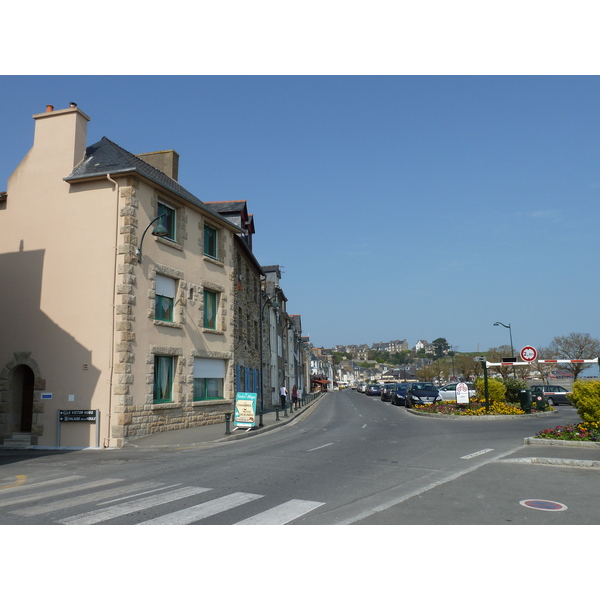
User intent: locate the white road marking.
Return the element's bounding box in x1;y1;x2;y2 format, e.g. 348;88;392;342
0;476;83;495
0;479;123;508
335;447;518;525
59;486;211;525
235;499;325;525
307;443;334;452
12;481;163;516
97;484;182;505
460;448;494;460
137;492;263;525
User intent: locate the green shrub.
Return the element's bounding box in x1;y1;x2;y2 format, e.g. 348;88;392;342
570;380;600;423
474;377;506;403
502;378;528;404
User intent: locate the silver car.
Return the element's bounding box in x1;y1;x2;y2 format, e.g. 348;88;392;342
437;382;476;401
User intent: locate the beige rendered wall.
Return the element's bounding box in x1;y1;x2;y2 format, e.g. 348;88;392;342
0;107;117;447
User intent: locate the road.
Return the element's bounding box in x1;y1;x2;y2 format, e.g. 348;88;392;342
0;388;597;525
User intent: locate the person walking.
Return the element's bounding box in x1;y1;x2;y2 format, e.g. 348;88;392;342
279;384;288;409
292;385;298;410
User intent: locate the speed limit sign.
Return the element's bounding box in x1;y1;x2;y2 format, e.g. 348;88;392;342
520;346;537;362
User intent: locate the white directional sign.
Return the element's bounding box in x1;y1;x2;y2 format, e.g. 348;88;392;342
520;346;537;362
456;382;470;405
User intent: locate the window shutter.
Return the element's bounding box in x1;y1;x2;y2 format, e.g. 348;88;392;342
156;275;176;298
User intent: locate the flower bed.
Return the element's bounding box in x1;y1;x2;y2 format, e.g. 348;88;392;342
535;422;600;442
411;400;550;416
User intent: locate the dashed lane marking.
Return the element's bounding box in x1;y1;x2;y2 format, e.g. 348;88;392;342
461;449;494;460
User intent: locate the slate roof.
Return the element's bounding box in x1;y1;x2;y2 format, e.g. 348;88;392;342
64;137;239;230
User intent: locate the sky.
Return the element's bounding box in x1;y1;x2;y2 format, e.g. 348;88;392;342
2;4;600;359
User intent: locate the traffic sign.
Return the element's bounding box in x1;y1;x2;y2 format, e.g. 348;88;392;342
456;382;469;404
520;346;537;362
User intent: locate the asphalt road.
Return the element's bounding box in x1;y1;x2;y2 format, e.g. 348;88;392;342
0;389;597;525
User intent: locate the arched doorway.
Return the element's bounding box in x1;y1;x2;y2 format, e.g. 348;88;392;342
12;365;34;433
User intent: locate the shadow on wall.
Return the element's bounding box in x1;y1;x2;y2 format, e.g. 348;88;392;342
0;247;101;444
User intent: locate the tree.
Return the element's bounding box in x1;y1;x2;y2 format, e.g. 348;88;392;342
533;346;554;384
432;337;450;359
486;345;515;379
415;363;438;381
547;333;600;381
453;354;481;381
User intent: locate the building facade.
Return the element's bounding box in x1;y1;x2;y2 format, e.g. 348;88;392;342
0;104;243;448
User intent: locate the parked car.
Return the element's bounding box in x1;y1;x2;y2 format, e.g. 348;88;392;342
357;382;367;393
529;385;572;405
380;383;397;402
365;384;382;396
437;382;476;402
391;382;408;406
405;382;440;408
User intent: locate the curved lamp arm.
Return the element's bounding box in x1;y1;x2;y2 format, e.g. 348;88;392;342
136;214;168;263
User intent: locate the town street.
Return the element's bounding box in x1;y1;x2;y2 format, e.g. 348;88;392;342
0;389;597;525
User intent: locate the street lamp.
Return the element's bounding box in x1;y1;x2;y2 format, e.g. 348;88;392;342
259;292;279;426
136;214;168;263
494;321;515;377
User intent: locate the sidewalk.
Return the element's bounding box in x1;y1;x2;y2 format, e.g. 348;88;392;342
122;396;323;449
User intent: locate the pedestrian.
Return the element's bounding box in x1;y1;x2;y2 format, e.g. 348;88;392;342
292;385;298;409
297;387;303;407
279;385;288;409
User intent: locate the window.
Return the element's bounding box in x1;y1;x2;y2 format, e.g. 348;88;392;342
155;275;176;322
154;356;173;403
158;202;176;241
204;224;217;259
194;358;226;401
204;289;218;329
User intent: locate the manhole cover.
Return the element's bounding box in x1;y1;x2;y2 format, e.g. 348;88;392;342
520;499;568;512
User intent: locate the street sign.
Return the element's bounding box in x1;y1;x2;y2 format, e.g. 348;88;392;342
473;356;486;362
456;382;469;405
58;409;98;422
56;410;100;448
520;346;537;362
234;392;258;429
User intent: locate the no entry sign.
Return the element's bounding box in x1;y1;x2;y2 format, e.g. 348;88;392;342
520;346;537;362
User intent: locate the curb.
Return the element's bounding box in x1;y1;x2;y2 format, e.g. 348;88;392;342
216;395;324;443
523;437;600;449
406;409;556;420
500;456;600;469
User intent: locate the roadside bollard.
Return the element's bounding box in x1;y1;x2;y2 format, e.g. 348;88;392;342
275;407;280;421
224;413;232;435
284;403;288;417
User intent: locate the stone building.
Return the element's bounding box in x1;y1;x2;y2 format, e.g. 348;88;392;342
0;104;242;448
205;201;264;401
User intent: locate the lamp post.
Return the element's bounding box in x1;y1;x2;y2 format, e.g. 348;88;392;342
136;214;168;263
259;292;279;426
493;321;515;377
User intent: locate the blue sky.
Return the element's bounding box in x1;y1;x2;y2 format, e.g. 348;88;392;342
2;75;599;356
2;0;600;359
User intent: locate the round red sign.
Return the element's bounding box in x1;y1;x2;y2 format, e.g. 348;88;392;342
520;346;537;362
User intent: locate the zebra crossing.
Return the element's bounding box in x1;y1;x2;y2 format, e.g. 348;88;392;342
0;474;325;525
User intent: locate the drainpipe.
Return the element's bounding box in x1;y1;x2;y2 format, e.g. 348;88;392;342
106;173;119;447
